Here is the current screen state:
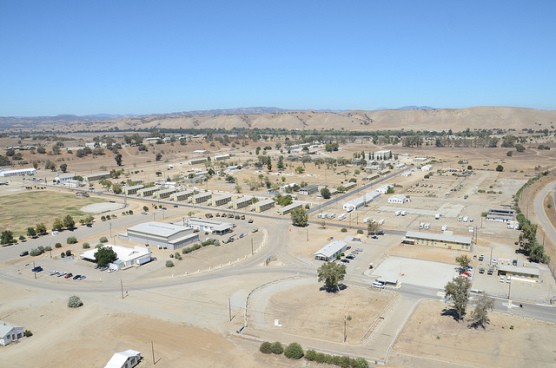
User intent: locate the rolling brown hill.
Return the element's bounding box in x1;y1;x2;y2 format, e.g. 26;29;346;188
2;106;556;133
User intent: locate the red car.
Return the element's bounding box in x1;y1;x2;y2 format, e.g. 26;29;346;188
64;273;73;279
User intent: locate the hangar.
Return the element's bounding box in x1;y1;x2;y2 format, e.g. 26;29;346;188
127;222;199;250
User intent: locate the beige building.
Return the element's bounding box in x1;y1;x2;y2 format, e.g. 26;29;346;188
403;231;472;252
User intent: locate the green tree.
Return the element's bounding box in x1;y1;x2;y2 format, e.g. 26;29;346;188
1;230;15;245
495;165;504;172
27;227;37;238
367;221;381;235
63;215;75;230
52;218;64;231
290;207;308;227
143;205;149;212
112;183;122;194
277;155;285;170
455;255;471;270
317;262;346;292
36;223;47;235
284;342;304;359
94;246;117;267
320;187;331;199
114;153;123;166
469;295;495;329
60;163;68;173
444;276;471;321
270;341;284;355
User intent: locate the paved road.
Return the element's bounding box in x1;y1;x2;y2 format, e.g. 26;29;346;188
533;180;556;250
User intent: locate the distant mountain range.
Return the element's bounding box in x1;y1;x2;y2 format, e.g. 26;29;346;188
0;106;554;133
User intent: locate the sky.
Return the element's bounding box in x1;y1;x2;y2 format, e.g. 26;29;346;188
1;1;556;116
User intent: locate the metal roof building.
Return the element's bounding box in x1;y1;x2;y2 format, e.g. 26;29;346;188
185;217;233;235
404;231;472;251
314;240;348;261
127;222;198;250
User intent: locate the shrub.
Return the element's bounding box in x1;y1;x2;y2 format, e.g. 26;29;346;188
65;250;72;256
259;341;272;354
166;260;174;268
352;358;369;368
67;296;83;308
270;341;284;355
305;349;317;361
67;236;78;244
284;342;304;359
60;252;65;258
101;215;106;221
82;242;90;249
99;236;108;243
341;228;347;232
357;229;364;234
128;210;133;215
55;242;62;248
24;329;33;337
29;248;44;256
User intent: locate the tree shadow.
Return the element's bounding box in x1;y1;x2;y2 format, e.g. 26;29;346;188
441;308;461;321
319;283;348;293
468;321;488;329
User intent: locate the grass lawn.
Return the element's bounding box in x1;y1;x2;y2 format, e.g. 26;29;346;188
0;191;104;236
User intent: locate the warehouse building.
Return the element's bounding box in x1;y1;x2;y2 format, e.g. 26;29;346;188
185;217;233;235
254;198;275;213
213;153;230;161
314;240;348;261
387;194;410;204
192;192;212;204
84;171;110;182
277;202;304;215
124;184;144;196
127;222;199;250
188;157;208;165
233;196;253;210
211;194;232;207
299;184;319;196
402;231;472;252
173;189;195;202
0;168;37;177
497;264;540;279
486;208;516;223
137;186;160;197
53;172;76;184
155;188;176;199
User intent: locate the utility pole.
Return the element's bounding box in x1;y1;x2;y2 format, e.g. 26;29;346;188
228;298;232;322
151;340;156;365
120;279;124;299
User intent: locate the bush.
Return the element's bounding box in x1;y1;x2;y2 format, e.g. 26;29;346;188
23;329;33;337
67;296;83;308
82;242;90;249
60;252;65;258
166;260;174;268
357;229;364;234
270;341;284;355
65;250;72;256
29;248;44;256
259;341;272;354
340;228;347;232
305;349;317;361
55;242;62;248
67;236;78;244
99;236;108;243
284;342;304;359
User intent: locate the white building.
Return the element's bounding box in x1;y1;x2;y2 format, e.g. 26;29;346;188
127;222;199;250
421;164;433;172
85;171;110;182
184;218;233;235
314;240;348;261
0;321;25;346
105;349;142;368
277;202;304;215
387;195;410;204
53;172;76;184
80;245;152;270
0;168;36;177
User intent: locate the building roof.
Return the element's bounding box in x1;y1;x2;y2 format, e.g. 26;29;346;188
498;264;540;276
187;217;233;230
389;194;408;200
213;194;232;201
279;201;303;212
157;188;176;195
105;349;141;368
125;184;144;190
0;321;22;336
405;231;472;245
314;240;347;259
174;189;194;196
256;198;274;206
128;222;191;238
235;196;253;204
80;245;151;262
85;171;110;178
192;192;212;199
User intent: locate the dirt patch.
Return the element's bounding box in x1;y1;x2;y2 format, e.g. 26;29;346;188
265;284;393;344
393;299;556;368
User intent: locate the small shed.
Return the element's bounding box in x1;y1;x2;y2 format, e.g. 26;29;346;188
105;349;142;368
0;321;24;346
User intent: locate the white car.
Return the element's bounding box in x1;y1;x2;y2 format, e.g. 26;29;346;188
372;281;385;289
499;275;505;283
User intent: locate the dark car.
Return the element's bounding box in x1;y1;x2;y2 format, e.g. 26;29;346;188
371;235;378;239
377;230;385;235
20;251;29;257
73;274;81;280
341;259;350;263
247;219;254;223
64;273;73;279
31;265;43;272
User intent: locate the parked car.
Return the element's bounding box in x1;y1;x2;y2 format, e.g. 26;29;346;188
346;255;355;260
247;219;254;223
64;273;73;279
239;233;246;239
479;267;485;274
73;274;81;280
19;251;29;257
372;281;385;289
371;235;378;239
251;228;258;233
31;266;43;273
57;272;66;277
341;259;350;263
478;254;484;261
240;215;245;220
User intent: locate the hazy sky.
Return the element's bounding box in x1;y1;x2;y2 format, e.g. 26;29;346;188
1;1;555;116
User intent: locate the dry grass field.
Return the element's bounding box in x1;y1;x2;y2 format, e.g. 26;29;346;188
265;284;394;344
0;191;103;236
392;299;556;368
